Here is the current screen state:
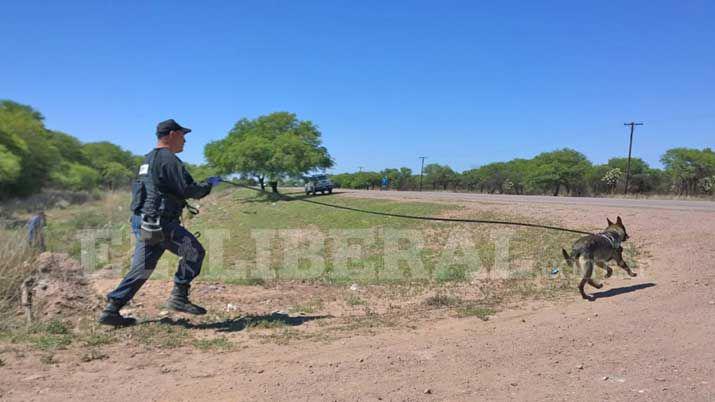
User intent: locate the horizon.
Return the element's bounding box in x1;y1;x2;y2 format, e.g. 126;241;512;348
2;1;713;173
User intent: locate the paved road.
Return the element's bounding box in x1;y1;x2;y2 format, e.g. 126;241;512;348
339;189;715;212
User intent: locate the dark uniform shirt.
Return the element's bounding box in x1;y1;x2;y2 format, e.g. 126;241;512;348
134;148;211;220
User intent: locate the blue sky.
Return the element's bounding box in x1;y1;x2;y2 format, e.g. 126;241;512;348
1;1;713;173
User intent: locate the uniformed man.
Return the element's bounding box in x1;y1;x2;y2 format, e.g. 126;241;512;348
98;119;221;326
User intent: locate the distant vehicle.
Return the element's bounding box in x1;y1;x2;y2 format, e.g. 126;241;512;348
305;174;333;195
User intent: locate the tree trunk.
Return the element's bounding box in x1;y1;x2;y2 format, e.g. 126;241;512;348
553;184;560;196
270;181;278;193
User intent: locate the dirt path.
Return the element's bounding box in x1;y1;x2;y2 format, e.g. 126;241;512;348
3;193;714;401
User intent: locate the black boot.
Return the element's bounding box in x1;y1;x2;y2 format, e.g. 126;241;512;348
166;283;206;315
98;301;136;326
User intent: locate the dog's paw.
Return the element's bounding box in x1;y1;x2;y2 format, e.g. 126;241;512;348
629;272;637;277
594;283;603;289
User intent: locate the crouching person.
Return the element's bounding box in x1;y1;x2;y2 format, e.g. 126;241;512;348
99;119;221;326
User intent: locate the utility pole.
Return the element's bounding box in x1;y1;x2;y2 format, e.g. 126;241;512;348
358;166;363;173
623;122;643;195
418;156;427;192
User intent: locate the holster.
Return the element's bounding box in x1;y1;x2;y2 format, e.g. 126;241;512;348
139;215;164;245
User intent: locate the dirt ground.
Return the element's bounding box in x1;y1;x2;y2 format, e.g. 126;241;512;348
1;191;714;401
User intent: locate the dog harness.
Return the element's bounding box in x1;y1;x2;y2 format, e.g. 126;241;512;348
597;232;621;250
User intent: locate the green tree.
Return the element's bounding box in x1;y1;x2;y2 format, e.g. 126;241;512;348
602;157;663;194
82;141;136;171
50;163;102;191
101;162;134;190
527;149;592;196
380;167;413;190
478;162;509;193
0;143;22;192
462;162;517;194
0;100;61;196
461;168;488;192
185;163;220;182
80;142;139;189
601;168;623;194
503;159;531;194
661;147;715;195
205;112;333;192
607;157;649;175
423;163;457;190
360;171;383;189
47;130;88;165
329;173;350;188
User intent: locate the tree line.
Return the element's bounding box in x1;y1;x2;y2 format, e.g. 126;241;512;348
2;100;713;199
331;148;715;197
0;102;333;199
0;100;141;198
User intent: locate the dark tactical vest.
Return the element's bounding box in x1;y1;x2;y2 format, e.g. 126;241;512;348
130;149;187;220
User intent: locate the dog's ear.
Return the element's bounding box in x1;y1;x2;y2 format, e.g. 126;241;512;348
616;216;623;225
607;217;613;226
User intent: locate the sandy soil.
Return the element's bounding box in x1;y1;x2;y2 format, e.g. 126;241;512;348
1;191;714;401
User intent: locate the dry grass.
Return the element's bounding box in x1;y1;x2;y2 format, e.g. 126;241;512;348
0;190;126;330
0;228;37;326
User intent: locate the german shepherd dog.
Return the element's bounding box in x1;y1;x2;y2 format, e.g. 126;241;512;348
562;216;636;300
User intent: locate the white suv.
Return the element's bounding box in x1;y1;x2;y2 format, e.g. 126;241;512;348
305;174;333;195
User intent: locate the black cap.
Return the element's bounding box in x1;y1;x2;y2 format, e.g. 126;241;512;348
156;119;191;137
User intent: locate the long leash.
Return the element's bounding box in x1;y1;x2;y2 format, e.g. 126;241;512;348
218;180;592;236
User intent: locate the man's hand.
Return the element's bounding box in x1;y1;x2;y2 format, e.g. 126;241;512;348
206;176;222;186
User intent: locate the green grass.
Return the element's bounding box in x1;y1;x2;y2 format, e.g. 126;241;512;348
27;320;73;351
31;334;73;351
424;293;462;307
456;305;496;321
422;293;496;321
80;331;117;347
13;186;593;290
43;320;70;335
192;337;234;351
190;189;457;282
128;323;191;349
188;188;582;286
41;191;133;267
0;321;76;351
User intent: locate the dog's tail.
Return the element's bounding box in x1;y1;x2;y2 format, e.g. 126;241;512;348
562;248;574;264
